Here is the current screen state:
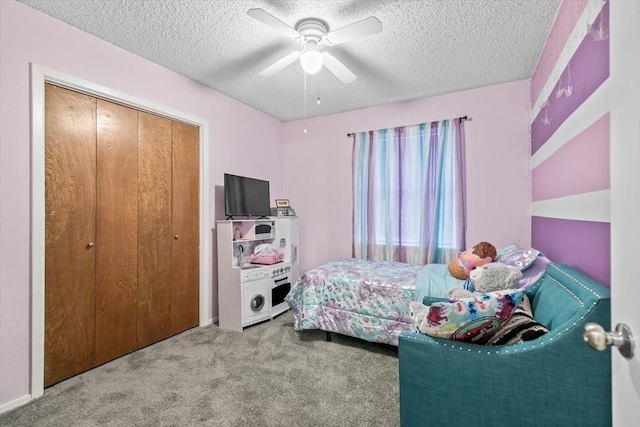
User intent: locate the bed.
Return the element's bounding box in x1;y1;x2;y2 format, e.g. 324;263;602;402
284;258;464;345
284;251;548;346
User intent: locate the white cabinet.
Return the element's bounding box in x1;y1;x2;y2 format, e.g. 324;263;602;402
216;217;299;331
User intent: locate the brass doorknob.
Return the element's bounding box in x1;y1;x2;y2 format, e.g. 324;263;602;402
583;322;635;359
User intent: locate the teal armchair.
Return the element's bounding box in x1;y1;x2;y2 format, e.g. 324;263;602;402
398;263;611;427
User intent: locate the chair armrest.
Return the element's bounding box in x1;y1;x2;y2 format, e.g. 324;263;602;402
398;324;611;427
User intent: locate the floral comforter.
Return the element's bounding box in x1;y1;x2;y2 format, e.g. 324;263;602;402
284;258;422;345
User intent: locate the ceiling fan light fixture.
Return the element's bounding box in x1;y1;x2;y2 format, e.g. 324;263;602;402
300;44;323;74
249;9;380;83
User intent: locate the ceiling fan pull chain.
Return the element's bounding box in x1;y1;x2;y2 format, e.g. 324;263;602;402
304;71;308;134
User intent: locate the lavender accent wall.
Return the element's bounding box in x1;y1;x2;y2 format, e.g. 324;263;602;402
281;81;532;273
530;0;610;287
532;114;610;201
532;3;609;154
0;1;283;408
532;217;610;286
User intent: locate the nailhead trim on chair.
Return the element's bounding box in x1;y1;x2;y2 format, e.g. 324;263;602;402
546;275;584;307
422;308;594;353
404;304;593;354
403;264;603;354
549;264;603;299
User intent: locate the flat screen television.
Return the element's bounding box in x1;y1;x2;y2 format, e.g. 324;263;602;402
224;173;271;218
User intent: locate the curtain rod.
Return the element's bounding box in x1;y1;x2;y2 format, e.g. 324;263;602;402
346;115;469;138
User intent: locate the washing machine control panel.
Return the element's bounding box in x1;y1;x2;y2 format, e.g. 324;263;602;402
241;268;269;283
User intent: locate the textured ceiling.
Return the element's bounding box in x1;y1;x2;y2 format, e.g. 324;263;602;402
17;0;561;122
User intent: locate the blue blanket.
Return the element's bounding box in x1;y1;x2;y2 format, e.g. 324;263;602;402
415;263;466;304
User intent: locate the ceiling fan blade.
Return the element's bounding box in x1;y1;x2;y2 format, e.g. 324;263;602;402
321;52;357;83
325;16;382;45
259;51;301;77
247;8;299;39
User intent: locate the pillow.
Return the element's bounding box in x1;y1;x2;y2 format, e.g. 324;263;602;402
496;245;540;271
416;289;526;343
416;263;466;302
518;256;550;288
496;243;521;258
485;294;549;345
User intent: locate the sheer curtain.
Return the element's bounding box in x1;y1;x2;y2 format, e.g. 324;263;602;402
352;119;465;265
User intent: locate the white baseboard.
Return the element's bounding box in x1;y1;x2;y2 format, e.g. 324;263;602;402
0;394;32;414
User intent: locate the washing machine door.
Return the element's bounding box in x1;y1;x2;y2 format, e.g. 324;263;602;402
250;294;265;312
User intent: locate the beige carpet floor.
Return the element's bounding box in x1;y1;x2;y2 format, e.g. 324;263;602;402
0;311;400;426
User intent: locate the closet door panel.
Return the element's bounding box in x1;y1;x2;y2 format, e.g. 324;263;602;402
137;112;172;347
95;100;139;365
44;84;97;386
171;121;200;334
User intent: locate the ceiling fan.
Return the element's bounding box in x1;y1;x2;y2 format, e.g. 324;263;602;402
247;8;383;84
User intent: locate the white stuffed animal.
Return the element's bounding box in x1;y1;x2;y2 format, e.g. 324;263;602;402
448;262;522;299
409;301;433;334
409;301;429;324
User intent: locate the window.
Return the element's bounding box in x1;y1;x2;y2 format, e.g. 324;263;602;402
352;119;465;264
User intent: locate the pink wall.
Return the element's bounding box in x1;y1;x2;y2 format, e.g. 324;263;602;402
0;1;283;407
281;80;532;273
